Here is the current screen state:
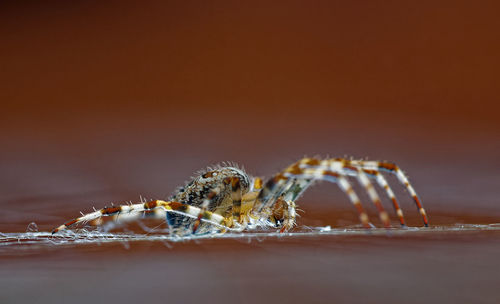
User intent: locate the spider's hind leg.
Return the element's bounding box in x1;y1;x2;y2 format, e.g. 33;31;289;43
96;205;167;232
52;200;233;235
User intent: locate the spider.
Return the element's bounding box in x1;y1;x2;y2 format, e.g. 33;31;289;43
52;157;428;235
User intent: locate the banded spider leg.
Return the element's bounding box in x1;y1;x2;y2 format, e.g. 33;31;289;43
51;200;235;234
348;160;428;226
254;159;383;228
252;157;427;228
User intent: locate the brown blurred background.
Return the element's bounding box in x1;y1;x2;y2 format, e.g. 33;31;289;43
1;1;499;303
1;0;499;227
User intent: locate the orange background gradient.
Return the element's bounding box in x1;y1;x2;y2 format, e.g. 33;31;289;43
1;1;499;221
1;2;500;303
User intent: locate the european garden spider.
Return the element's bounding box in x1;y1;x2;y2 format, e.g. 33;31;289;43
52;157;428;235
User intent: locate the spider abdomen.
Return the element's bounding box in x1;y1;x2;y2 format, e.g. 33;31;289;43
167;166;251;231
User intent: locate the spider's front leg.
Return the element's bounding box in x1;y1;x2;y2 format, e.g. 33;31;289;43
286;157;428;227
348;160;428;226
296;158;407;226
253;156;428;228
253;163;374;228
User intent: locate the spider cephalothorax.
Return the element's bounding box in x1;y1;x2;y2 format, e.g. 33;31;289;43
52;157;428;235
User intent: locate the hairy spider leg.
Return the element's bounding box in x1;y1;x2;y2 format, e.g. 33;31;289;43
254;162;372;228
359;169;406;226
349;160;429;226
300;168;373;228
254;174;291;212
301;159;391;227
52;200;233;234
98;203;168;231
245;177;301;232
304;158;407;226
297;158;416;227
253;173;315;229
281;157;388;227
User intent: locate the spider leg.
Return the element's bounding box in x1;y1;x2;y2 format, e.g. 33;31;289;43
52;200;232;234
361;169;406;226
302;169;374;228
97;206;168;232
302;158;406;226
331;163;391;227
253;175;288;212
353;169;391;228
296;158;391;227
254;172;299;214
255;164;372;228
349;160;428;227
